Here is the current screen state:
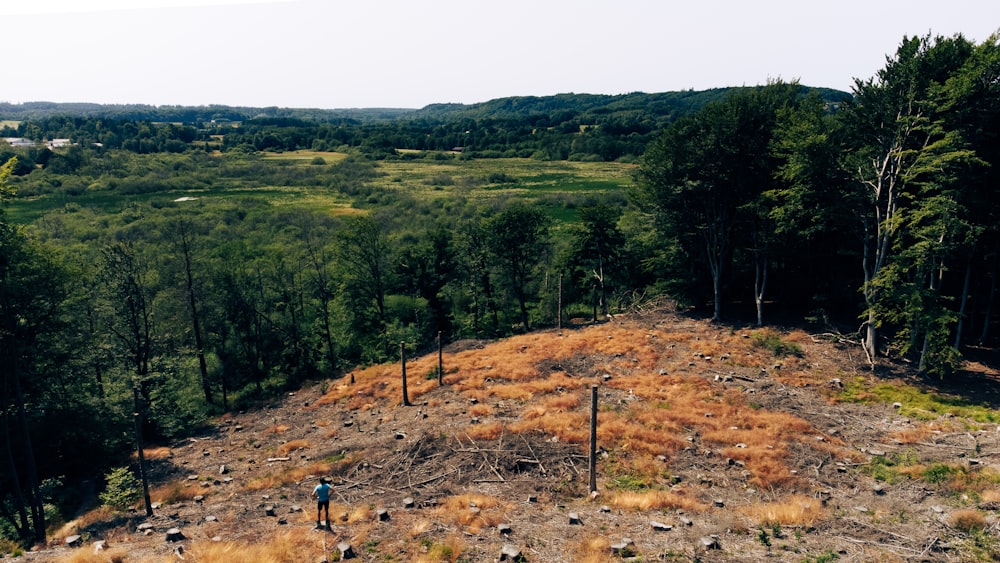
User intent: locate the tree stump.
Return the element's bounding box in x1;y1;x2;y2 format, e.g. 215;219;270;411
337;542;356;559
499;543;525;561
165;528;186;542
65;535;82;547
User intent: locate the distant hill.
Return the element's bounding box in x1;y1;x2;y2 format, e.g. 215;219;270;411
1;87;850;125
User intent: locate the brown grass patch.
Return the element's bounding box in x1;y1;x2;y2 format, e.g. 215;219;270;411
276;439;310;456
266;424;291;434
949;509;987;532
608;488;709;512
465;421;505;441
141;446;172;460
186;528;327;563
574;536;613;563
52;548;128;563
150;480;203;505
433;494;511;534
742;494;826;527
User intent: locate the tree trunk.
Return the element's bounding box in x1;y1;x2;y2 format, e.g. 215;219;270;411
954;247;974;350
754;253;768;327
132;386;153;517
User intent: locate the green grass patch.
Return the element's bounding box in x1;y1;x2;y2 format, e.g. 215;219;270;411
751;331;803;358
839;379;1000;423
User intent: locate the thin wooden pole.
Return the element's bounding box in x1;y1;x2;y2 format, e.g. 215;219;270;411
558;274;563;332
400;341;412;406
589;384;598;493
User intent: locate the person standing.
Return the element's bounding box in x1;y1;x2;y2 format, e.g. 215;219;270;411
312;476;332;529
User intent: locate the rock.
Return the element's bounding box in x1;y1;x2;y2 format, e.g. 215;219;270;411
700;535;721;550
337;542;356;559
165;528;186;542
65;535;82;547
610;538;636;557
499;543;525;561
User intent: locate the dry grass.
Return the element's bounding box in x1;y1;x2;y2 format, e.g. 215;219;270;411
244;456;358;492
52;548;128;563
309;320;849;492
266;424;291;434
742;494;827;527
140;447;172;460
185;528;327;563
432;494;511;534
607;488;709;512
574;536;614;563
150;480;204;505
949;509;987;532
276;439;310;456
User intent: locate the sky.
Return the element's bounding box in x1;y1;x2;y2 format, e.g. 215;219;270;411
2;0;998;110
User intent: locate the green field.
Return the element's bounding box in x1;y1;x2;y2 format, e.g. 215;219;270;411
5;152;635;225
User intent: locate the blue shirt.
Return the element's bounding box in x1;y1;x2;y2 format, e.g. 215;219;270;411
313;482;331;502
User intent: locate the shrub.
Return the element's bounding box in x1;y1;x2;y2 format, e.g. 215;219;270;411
751;331;803;358
99;466;141;510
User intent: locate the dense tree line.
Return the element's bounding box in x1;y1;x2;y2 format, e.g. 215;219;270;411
0;32;997;549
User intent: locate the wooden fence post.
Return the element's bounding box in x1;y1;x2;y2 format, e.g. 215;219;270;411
400;341;412;406
589;384;598;493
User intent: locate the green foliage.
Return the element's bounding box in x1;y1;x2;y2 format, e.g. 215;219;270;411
751;332;804;358
100;467;142;510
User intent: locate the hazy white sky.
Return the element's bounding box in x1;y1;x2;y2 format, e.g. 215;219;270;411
2;0;997;109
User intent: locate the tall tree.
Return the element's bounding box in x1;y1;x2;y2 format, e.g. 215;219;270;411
636;82;801;322
99;241;156;517
841;33;979;369
485;203;551;332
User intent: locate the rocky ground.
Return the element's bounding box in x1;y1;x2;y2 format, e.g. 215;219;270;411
25;309;1000;562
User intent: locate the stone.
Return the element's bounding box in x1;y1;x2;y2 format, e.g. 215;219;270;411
337;542;356;559
499;543;525;561
700;535;721;550
610;538;636;557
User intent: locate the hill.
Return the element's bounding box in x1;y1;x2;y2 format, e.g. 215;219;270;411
0;87;850;124
27;306;1000;562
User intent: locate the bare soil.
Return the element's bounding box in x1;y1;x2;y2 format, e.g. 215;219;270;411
29;309;1000;562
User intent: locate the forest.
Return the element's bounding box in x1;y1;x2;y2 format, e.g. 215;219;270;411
0;31;998;549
